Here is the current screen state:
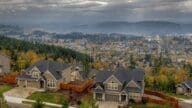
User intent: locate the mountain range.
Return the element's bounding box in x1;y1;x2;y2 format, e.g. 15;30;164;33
1;21;192;35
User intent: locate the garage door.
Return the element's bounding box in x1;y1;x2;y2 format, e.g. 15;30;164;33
105;94;119;102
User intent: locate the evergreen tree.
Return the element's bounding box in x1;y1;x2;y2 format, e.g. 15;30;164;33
61;100;69;108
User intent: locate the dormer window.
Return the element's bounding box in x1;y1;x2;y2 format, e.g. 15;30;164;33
107;81;118;90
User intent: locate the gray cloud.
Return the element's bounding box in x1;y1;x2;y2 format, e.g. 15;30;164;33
0;0;192;24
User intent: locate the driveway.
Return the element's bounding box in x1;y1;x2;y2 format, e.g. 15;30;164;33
3;87;43;103
4;87;42;98
98;101;119;108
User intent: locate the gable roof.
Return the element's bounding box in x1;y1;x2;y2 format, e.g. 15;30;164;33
183;80;192;89
95;69;113;82
17;74;38;81
95;68;145;84
26;60;70;80
127;80;140;88
103;75;123;85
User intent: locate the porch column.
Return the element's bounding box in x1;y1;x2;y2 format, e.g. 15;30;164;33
126;95;128;102
44;81;46;89
119;94;121;102
17;80;20;85
93;92;96;100
25;80;27;87
102;93;105;101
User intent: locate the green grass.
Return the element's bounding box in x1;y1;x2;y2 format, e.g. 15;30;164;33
166;93;192;99
130;103;171;108
23;101;60;108
0;85;13;98
27;91;66;104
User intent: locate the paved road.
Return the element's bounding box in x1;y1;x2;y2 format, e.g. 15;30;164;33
179;99;192;108
179;101;192;108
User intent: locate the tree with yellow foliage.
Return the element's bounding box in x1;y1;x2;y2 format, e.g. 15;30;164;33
174;69;188;83
92;60;109;70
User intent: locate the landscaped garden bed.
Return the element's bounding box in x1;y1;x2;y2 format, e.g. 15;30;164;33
129;103;171;108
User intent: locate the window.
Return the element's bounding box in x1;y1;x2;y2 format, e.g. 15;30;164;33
32;71;39;78
47;80;56;88
107;81;118;90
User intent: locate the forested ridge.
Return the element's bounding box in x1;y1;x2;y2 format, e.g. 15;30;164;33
0;36;92;71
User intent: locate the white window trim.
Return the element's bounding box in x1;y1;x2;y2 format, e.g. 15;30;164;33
47;80;56;88
107;81;118;90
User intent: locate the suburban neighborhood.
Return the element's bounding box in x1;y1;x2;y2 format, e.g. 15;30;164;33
1;0;192;107
0;45;191;108
1;30;192;108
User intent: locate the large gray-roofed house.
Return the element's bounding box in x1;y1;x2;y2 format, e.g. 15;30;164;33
93;67;145;103
25;60;70;80
17;60;87;90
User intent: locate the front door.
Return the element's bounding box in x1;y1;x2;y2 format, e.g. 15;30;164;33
40;80;44;88
121;95;127;102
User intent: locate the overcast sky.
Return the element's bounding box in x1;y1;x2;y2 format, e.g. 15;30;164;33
0;0;192;25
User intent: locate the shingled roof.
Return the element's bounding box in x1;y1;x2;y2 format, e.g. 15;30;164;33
25;60;70;80
95;68;145;84
184;80;192;89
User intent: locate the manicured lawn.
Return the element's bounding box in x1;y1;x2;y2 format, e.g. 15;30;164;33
166;93;192;99
23;101;60;108
0;85;13;97
22;101;60;108
130;103;171;108
27;91;66;104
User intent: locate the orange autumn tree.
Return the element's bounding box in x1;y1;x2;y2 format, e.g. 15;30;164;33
2;75;17;84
